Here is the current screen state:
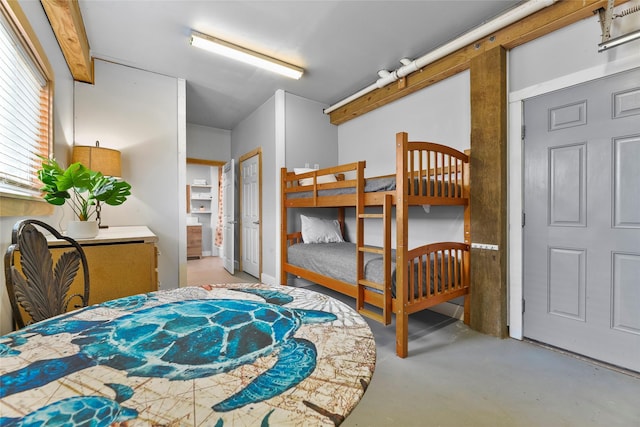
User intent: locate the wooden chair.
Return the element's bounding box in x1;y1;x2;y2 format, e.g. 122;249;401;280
4;219;90;329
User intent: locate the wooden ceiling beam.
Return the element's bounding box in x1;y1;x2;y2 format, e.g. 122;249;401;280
40;0;93;84
328;0;621;125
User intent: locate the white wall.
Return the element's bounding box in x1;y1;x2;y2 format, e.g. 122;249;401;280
186;123;231;161
509;11;640;93
337;71;470;247
74;59;184;291
285;93;338;170
507;13;640;339
231;96;276;281
339;71;470;173
0;1;75;335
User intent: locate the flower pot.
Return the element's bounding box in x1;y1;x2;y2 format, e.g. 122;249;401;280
67;220;99;239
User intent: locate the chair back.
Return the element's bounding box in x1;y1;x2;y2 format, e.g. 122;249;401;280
4;219;90;329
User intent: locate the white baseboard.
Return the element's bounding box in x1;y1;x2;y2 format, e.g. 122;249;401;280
260;273;276;286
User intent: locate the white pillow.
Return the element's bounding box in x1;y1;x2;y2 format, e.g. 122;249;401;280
300;214;344;244
294;167;337;186
294;167;315;174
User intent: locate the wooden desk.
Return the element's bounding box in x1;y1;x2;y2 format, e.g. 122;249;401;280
0;283;375;425
47;226;158;306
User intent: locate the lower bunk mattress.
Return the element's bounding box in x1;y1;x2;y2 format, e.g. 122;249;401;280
287;242;462;298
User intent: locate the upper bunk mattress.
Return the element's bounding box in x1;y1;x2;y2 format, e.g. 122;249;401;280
287;176;461;199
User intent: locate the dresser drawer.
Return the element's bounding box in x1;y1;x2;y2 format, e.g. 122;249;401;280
187;225;202;258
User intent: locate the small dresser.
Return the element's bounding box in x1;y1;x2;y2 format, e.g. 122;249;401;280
187;224;202;259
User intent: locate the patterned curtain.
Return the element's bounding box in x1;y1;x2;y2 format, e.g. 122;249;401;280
214;167;223;247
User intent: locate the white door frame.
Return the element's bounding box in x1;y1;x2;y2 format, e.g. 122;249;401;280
239;148;262;279
222;159;235;274
507;58;639;340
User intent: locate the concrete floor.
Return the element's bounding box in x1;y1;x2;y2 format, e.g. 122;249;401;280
313;284;640;427
188;258;639;426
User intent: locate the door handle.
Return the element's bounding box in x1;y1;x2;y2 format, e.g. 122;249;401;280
253;221;260;225
227;220;237;225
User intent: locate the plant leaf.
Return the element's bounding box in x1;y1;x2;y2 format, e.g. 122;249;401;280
37;157;132;218
98;181;132;206
57;163;91;192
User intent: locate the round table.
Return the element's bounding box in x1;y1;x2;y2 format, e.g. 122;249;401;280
0;283;375;426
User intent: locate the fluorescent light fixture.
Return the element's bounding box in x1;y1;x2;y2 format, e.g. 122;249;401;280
598;28;640;52
190;31;303;79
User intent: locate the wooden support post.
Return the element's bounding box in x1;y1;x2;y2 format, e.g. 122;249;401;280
469;46;508;338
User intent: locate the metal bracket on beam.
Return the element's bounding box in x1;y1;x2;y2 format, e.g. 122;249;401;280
471;243;499;251
597;0;615;44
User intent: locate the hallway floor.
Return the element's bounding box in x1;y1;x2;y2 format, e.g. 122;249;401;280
187;256;256;285
187;258;639;426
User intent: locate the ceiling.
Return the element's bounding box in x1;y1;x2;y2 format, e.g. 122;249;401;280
78;1;523;130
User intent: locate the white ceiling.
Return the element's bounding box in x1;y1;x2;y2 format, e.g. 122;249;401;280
78;1;523;130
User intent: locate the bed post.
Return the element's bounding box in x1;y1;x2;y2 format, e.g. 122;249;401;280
395;131;409;358
280;167;288;286
355;161;366;317
463;149;471;324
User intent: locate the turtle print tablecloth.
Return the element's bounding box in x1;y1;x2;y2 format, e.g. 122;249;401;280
0;283;376;426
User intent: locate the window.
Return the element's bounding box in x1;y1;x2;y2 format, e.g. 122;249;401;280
0;0;53;216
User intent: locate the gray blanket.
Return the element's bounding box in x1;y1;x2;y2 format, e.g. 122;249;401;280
287;176;459;199
288;242;456;297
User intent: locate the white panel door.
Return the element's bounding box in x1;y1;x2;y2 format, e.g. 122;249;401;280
523;68;640;372
222;159;235;275
241;154;260;278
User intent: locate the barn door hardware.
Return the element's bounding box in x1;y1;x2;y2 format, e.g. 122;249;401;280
597;0;640;51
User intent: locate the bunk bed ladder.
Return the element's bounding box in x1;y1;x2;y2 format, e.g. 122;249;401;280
356;193;392;325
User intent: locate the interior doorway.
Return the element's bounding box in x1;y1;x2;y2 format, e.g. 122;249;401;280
239;148;262;280
186;157;227;283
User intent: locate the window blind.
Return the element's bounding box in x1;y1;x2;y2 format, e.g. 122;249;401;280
0;6;50;197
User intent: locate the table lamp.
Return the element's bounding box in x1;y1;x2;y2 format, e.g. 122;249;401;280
71;141;122;228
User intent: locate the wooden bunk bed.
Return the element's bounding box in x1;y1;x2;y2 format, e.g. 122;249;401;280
280;131;470;358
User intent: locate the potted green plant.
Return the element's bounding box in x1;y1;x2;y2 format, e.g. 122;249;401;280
38;158;132;238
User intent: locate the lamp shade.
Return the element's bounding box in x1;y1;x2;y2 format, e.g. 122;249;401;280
71;145;122;177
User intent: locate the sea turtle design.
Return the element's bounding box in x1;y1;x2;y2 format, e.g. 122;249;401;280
0;383;138;426
0;288;337;412
0;293;153;358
